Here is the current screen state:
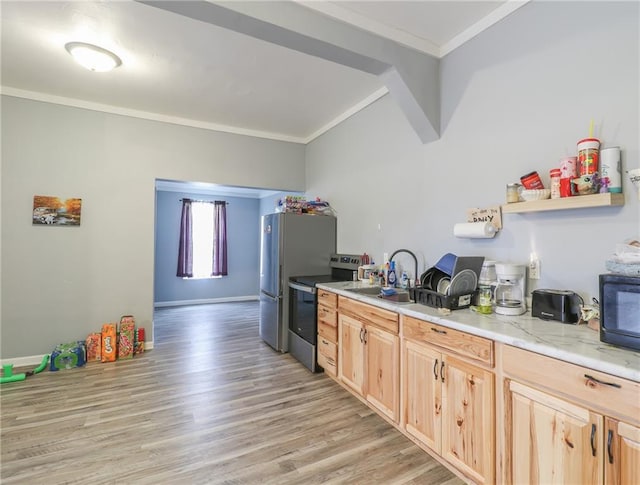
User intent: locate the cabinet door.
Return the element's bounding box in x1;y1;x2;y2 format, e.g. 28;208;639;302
605;418;640;485
442;355;494;484
509;380;603;485
403;339;442;453
338;313;365;396
365;325;399;423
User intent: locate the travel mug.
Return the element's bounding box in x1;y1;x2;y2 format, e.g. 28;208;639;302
600;147;622;193
577;138;600;176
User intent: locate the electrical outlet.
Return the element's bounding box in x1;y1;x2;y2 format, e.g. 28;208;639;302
529;258;541;280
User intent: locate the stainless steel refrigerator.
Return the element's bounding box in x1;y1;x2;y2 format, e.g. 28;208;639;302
259;212;336;352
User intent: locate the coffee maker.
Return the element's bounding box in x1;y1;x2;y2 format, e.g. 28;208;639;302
494;263;527;316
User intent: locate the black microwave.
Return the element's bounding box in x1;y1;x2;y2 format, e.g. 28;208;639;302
599;274;640;351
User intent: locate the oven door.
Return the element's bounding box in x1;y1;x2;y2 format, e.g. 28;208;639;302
288;281;318;345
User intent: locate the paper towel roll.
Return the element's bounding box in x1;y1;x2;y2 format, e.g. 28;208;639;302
453;222;497;239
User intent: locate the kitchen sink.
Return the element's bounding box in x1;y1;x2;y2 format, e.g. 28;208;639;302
345;286;384;296
345;286;413;303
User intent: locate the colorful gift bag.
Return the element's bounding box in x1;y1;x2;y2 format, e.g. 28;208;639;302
118;316;135;360
85;333;101;363
135;327;145;355
101;323;117;362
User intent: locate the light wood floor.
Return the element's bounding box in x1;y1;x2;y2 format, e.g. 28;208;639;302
1;302;465;484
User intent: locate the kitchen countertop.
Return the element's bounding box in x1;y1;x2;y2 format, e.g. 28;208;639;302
318;281;640;383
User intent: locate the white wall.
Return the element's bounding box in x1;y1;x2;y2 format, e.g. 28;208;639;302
2;1;638;361
306;1;639;299
1;97;305;359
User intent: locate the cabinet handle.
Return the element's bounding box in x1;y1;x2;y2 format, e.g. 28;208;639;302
431;327;447;335
607;429;614;464
441;361;445;383
590;424;597;457
433;359;439;380
359;328;364;343
584;374;622;389
363;329;368;344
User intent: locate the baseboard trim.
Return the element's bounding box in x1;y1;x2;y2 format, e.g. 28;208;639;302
1;342;154;368
154;295;259;308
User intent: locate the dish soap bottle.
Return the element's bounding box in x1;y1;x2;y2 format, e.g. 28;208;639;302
400;270;409;289
387;261;397;288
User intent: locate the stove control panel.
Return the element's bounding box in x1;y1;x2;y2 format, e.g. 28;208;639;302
330;253;363;270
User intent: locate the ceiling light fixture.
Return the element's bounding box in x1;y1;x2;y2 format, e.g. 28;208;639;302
65;42;122;72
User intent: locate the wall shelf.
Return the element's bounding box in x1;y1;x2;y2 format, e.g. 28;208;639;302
501;192;625;214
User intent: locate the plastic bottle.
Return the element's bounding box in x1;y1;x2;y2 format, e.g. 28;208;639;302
550;168;561;199
400;270;409;289
387;261;397;287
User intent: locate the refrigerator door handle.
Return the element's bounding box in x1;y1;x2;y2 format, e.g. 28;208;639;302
288;282;317;294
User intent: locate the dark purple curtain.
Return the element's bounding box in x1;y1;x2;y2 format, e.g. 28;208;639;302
176;199;193;277
212;201;228;276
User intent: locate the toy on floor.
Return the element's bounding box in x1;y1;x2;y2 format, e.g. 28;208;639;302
1;355;50;384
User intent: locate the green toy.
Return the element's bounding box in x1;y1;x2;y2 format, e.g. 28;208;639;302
1;355;49;384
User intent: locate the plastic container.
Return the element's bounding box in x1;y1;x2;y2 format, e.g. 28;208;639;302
387;261;397;287
600;147;622;193
577;137;600;176
434;253;456;276
520;171;545;190
400;270;409;289
476;285;493;314
549;168;561;199
560;157;578;179
506;183;521;203
479;260;497;286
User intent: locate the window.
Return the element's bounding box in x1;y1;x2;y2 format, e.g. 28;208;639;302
191;202;215;278
177;199;227;279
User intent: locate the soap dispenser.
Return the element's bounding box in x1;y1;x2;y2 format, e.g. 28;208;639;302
387;261;397;288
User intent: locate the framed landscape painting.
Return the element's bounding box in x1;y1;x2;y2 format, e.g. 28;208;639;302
32;195;82;226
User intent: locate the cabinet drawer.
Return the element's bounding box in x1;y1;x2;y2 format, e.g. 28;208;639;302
317;351;337;377
502;344;640;425
317;305;337;327
338;296;399;334
403;316;494;366
318;290;337;309
318;336;337;360
318;321;338;343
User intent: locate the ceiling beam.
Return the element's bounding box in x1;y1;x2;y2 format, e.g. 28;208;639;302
139;0;440;144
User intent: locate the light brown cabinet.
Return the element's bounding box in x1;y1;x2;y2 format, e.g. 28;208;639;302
605;418;640;485
319;289;638;485
509;380;603;483
317;290;338;376
338;296;400;423
338;312;365;394
403;316;495;484
404;339;441;451
502;344;640;485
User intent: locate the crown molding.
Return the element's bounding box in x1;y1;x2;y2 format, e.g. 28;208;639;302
440;0;531;57
297;0;531;59
1;86;389;145
0;86;305;144
301;87;389;144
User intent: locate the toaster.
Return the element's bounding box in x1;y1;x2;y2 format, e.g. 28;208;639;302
531;289;581;323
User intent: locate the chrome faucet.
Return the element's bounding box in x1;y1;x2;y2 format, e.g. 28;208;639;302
389;249;419;288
